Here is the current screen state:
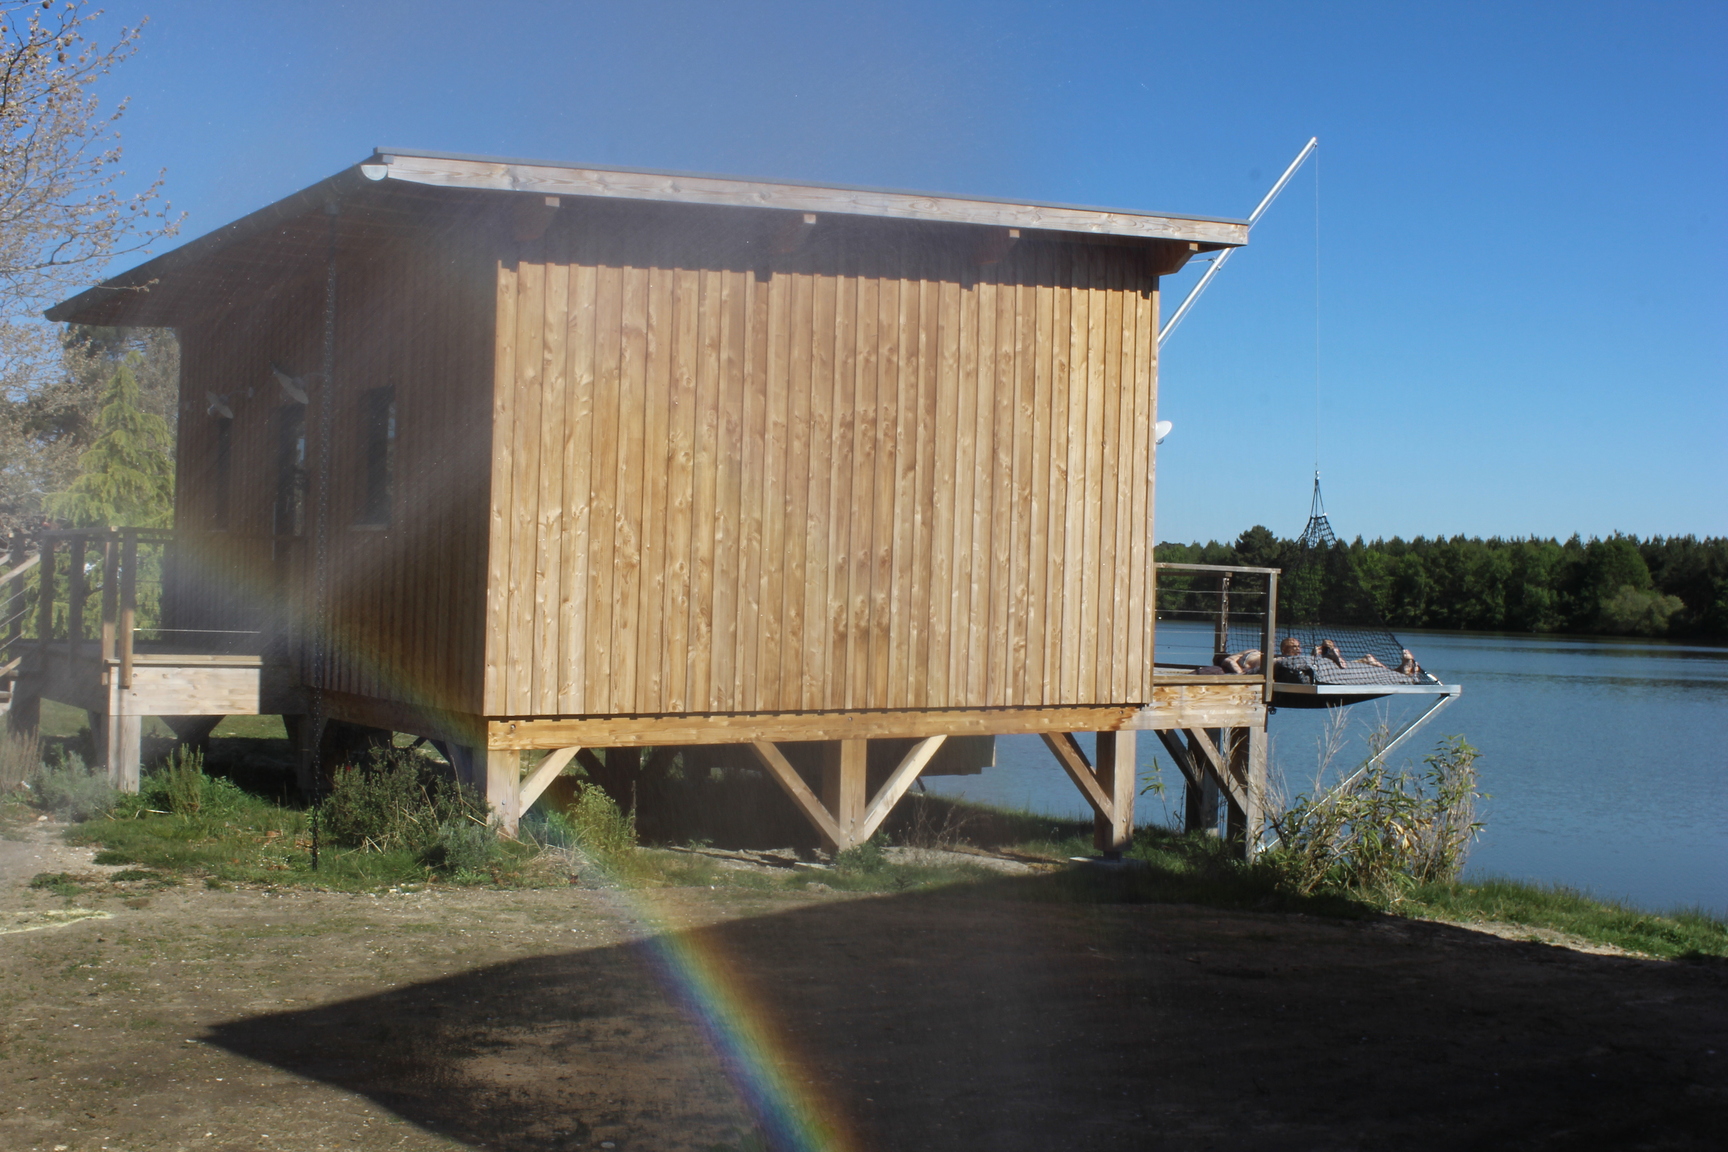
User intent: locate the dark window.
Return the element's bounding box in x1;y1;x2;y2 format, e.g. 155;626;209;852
274;404;306;537
358;386;396;525
211;417;233;531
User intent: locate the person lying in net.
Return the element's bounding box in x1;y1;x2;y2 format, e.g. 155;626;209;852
1313;638;1424;677
1215;637;1304;674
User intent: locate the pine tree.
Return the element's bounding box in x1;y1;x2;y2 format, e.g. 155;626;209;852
48;354;172;527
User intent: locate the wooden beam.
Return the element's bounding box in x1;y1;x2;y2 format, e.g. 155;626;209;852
486;748;522;835
489;704;1144;749
1183;726;1246;812
575;747;607;778
855;734;946;845
1039;732;1114;821
822;740;867;845
0;550;40;589
1154;728;1202;791
518;745;580;811
749;740;844;849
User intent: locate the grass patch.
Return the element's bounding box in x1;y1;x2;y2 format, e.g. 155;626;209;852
1397;876;1728;961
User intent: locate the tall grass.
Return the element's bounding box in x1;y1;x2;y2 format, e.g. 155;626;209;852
0;728;38;795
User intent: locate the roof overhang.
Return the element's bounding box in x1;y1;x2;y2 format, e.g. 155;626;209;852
47;148;1249;327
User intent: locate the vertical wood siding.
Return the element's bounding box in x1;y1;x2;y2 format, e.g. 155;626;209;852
488;214;1158;717
172;222;494;716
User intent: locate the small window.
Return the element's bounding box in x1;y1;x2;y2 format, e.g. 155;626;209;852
357;386;396;526
211;417;233;531
274;404;306;537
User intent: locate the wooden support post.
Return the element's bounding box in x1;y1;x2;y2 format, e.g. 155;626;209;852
855;735;946;846
99;536;118;663
485;747;522;835
821;740;867;848
119;531;136;690
102;675;141;793
1244;723;1268;857
1094;730;1136;855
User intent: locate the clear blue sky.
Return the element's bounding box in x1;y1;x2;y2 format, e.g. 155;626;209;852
92;0;1725;543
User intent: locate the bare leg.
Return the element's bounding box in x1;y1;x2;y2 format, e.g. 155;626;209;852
1318;639;1346;667
1218;654;1243;674
1357;653;1387;668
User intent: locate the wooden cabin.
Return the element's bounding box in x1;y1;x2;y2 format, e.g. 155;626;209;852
28;149;1271;853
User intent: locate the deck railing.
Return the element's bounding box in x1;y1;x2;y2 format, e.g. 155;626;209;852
0;528;268;696
1154;562;1280;703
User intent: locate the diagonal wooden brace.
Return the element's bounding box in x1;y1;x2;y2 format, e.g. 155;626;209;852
519;746;580;812
1183;727;1247;813
1040;732;1114;823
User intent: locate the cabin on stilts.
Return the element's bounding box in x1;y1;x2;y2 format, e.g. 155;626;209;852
8;148;1282;854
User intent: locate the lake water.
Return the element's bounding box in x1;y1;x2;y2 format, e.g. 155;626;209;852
924;629;1728;915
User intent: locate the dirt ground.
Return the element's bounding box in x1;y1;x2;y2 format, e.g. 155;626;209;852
1;821;1724;1152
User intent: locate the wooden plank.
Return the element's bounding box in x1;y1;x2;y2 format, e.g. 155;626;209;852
687;267;722;713
519;745;580;811
664;264;699;713
756;258;790;710
486;747;522;835
735;264;768;710
709;267;743;710
1095;249;1124;702
1038;731;1113;819
587;262;623;711
115;664;263;717
987;260;1017;706
927;265;959;708
825;254;857;710
377;153;1251;246
822;738;868;847
847;268;878;710
749;740;844;849
780;260;814;709
535;259;569;715
1079;246;1108;703
800;261;836;710
1009;267;1037;706
1126;271;1153;699
908;264;938;709
560;259;598;714
613;263;650;711
887;245;918;710
869;263;899;711
505;258;545;714
483;259;518;714
1056;246;1086;704
495;704;1145;749
949;252;978;707
855;734;946;844
638;262;673;712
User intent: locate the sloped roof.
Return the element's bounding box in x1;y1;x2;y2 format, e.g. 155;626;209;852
47;148;1248;327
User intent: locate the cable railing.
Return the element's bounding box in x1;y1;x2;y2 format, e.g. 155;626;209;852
1154;562;1280;704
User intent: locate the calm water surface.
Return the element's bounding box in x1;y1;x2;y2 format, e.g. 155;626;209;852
924;630;1728;915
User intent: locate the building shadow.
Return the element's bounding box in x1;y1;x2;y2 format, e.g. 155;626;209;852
203;873;1728;1151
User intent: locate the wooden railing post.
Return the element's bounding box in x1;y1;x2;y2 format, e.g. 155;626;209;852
1213;571;1232;658
119;530;137;689
99;533;119;663
1262;570;1279;705
3;529;23;655
35;538;55;649
67;535;86;661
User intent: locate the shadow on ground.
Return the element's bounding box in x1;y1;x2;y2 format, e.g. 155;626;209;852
205;873;1728;1152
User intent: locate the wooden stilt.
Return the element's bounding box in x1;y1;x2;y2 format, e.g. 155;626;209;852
485;747;522;835
518;746;580;812
1184;729;1220;836
1094;730;1136;855
1224;727;1248;846
822;740;867;846
1245;723;1268;858
749;740;845;849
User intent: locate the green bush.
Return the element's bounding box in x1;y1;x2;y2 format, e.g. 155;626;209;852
1265;734;1483;897
320;747;491;856
160;746;205;815
561;782;636;857
421;819;501;875
30;751;118;822
835;834;888;874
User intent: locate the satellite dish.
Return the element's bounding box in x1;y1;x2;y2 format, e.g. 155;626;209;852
1154;420;1173;445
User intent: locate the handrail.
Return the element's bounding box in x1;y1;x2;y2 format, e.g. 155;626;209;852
0;551;40;588
1155;560;1282;704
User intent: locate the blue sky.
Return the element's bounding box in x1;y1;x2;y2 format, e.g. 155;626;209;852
91;0;1725;542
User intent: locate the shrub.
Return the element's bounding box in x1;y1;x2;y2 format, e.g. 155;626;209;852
160;746;205;815
421;819;501;875
320;747;490;855
561;781;636;857
30;751;118;822
1265;734;1483;898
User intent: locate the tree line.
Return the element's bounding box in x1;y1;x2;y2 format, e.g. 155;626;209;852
1157;527;1728;642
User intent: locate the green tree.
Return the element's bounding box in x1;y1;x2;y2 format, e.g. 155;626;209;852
47;354;171;527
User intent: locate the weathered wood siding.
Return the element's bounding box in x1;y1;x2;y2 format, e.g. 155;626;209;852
487;210;1158;717
171;219;494;716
